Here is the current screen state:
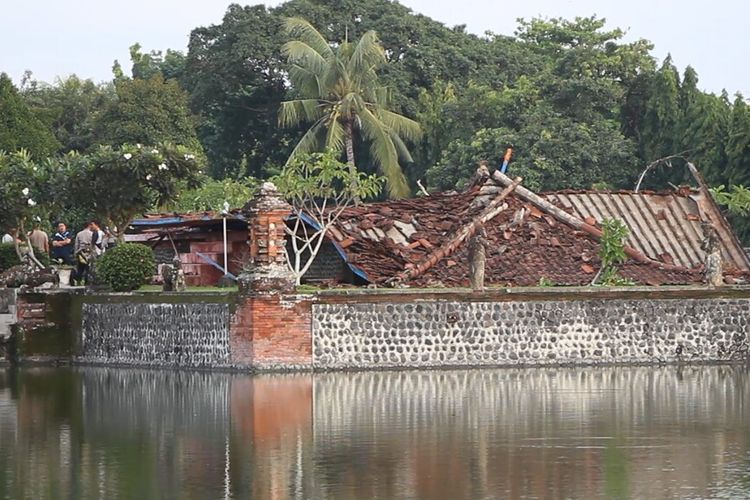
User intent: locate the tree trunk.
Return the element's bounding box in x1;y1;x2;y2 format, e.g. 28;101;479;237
345;121;360;206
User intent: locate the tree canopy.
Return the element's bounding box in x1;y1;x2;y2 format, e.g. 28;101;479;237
0;74;61;157
6;0;750;241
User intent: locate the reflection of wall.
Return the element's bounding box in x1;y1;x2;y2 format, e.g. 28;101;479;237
314;298;750;369
312;366;750;499
1;367;749;499
231;375;314;500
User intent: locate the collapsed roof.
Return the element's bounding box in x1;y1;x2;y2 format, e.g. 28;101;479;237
325;170;749;287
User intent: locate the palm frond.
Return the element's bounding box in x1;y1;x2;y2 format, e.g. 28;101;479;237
282;41;329;78
286;119;327;164
279;99;325;128
376;109;422;142
283;18;334;60
287;64;323;98
347;31;386;77
391;133;414;163
324;119;346;154
358;106;410;197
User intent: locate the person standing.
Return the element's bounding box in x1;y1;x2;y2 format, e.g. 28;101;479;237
51;222;74;265
28;222;50;255
73;222;95;285
89;220;105;256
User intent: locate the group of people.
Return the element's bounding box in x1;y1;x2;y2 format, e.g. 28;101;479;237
2;220;113;285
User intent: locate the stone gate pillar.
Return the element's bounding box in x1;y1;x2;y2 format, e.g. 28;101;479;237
232;182;313;370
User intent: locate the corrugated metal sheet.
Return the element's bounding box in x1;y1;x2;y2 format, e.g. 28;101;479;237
544;191;750;272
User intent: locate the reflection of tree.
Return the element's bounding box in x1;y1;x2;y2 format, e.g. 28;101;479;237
604;439;629;499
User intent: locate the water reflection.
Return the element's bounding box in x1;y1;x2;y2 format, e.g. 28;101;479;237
0;366;749;499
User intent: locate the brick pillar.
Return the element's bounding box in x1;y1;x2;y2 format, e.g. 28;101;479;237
232;182;313;370
239;181;296;294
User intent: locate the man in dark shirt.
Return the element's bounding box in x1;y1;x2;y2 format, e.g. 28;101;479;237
51;222;74;265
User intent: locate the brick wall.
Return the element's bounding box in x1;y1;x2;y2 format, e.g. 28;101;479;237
231;294;313;369
15;294;48;331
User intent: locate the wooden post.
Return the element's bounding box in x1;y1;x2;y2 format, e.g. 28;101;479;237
468;227;487;291
702;221;724;287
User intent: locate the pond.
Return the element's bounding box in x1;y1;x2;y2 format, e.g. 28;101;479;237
1;365;749;499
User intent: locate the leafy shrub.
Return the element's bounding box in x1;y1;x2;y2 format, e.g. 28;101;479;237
0;243;20;272
96;243;155;292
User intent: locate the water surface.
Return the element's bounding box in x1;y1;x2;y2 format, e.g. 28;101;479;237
1;366;749;499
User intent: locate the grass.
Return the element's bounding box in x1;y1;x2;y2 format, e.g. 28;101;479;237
137;284;238;293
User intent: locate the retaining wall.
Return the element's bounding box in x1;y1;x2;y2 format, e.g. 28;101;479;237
313;292;750;369
78;293;235;368
9;286;750;371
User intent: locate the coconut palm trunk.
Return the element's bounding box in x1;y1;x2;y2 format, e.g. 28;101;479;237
344;121;361;204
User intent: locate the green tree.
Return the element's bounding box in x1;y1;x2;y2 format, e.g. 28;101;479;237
640;57;681;162
21;74;114;153
0;74;61;157
184;4;289;179
596;218;633;286
0;150;60;262
273;150;382;284
167;177;258;212
95;74;203;153
279;18;421;198
63;144;203;238
725;94;750;187
127;43;187;81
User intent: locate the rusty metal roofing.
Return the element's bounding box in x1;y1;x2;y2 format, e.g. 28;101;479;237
544;190;750;272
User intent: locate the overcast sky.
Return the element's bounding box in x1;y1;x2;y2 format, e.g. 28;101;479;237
2;0;748;96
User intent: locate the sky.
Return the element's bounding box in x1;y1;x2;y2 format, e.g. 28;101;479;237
2;0;748;96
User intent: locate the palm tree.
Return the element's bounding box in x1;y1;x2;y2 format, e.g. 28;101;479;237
279;18;421;198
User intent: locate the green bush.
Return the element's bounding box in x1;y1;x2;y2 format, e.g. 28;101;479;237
0;243;20;272
96;243;156;292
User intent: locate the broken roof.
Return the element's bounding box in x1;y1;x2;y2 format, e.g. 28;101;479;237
128;210;246;231
325;171;747;287
545;189;750;272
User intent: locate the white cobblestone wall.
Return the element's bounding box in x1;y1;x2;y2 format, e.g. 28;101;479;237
313;298;750;369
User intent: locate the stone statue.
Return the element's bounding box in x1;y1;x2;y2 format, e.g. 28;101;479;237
0;255;59;289
468;227;487;291
161;256;186;292
701;221;723;287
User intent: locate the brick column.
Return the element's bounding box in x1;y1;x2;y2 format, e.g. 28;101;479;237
232;182;313;370
240;182;295;293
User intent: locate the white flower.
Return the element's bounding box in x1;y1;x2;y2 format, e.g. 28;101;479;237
136;144;142;149
198;170;203;175
123;153;132;160
32;166;38;172
151;149;159;155
27;198;36;207
21;188;29;196
184;154;195;161
158;163;168;171
146;174;153;181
